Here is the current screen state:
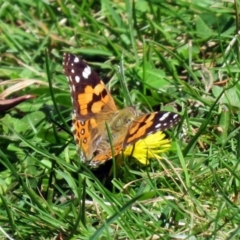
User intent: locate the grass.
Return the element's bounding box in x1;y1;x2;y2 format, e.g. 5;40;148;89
1;0;240;239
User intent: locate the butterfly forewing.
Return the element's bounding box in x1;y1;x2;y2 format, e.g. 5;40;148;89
63;53;117;119
124;111;180;147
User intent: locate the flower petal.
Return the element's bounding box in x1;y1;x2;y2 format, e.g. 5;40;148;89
123;132;171;165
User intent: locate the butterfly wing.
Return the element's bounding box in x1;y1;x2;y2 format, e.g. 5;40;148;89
91;111;180;166
63;53;118;160
63;53;117;118
124;111;180;147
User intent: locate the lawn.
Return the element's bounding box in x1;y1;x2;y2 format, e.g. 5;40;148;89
1;0;240;239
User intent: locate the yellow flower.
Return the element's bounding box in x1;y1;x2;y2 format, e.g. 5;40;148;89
123;131;171;165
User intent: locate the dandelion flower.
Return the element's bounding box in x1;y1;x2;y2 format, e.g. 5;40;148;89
123;131;172;165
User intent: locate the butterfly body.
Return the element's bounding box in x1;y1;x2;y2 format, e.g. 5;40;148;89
63;53;180;167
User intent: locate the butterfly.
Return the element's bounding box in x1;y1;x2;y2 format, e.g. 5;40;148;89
63;53;180;167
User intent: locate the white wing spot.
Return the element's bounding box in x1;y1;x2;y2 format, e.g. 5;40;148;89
173;114;179;119
74;57;80;63
82;66;91;79
83;138;87;143
81;129;85;135
159;112;170;121
155;123;162;129
71;69;75;73
75;76;80;83
80;121;85;126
